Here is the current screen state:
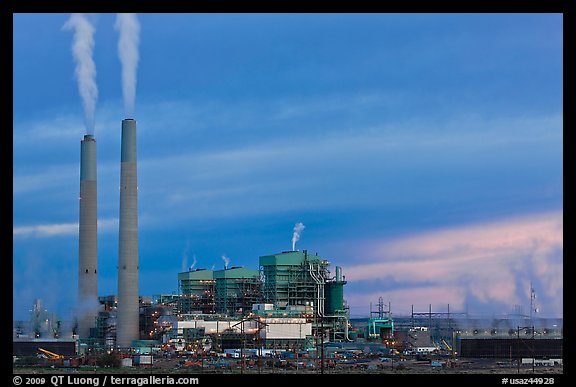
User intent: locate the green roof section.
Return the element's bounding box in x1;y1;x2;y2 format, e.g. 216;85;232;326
177;269;214;281
213;267;259;279
259;250;324;266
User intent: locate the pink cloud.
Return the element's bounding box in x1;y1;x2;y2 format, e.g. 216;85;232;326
341;211;563;316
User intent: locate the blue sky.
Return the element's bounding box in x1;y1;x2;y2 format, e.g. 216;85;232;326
13;13;563;322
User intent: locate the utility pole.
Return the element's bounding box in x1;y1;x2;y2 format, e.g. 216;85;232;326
257;320;264;374
321;316;324;374
517;326;520;374
314;305;318;371
242;322;246;374
232;316;268;375
530;283;538;323
517;326;535;374
531;326;535;374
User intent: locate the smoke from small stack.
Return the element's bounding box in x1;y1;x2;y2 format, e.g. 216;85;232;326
221;255;230;269
292;222;305;251
181;240;197;272
62;13;98;135
181;239;190;272
190;255;197;271
114;13;140;118
181;255;187;273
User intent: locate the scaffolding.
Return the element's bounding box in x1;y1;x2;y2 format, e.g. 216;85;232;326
259;250;329;317
178;270;215;314
215;277;261;317
93;311;115;350
214;267;261;317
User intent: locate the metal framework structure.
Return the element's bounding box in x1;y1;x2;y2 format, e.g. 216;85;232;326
260;250;329;316
178;269;216;314
215;277;261;317
178;280;215;315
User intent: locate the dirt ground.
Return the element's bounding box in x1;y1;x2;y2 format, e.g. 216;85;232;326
14;357;563;375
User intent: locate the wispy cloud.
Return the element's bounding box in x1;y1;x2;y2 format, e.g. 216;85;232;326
12;114;85;145
13;164;79;196
13;95;562;234
13;218;118;238
133;107;561;223
13;223;78;238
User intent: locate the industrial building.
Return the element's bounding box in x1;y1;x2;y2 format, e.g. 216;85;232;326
177;267;261;316
214;267;261;316
258;250;350;341
178;269;215;314
168;312;312;352
164;250;350;352
259;250;347;318
456;320;563;358
259;250;329;313
19;248;350;354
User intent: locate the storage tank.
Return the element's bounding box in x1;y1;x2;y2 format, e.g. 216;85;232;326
324;266;346;315
324;281;344;315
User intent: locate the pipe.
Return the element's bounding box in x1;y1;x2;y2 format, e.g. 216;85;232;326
309;263;323;316
316;264;325;316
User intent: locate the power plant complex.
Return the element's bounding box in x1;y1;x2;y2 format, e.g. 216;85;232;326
13;115;564;372
13;14;562;372
70;114;356;354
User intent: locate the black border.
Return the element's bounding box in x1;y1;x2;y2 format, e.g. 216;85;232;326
6;0;570;382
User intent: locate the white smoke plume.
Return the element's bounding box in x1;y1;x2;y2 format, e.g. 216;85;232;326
180;239;190;272
62;13;98;134
190;255;197;271
114;13;140;118
180;239;196;272
181;254;187;273
292;222;305;251
221;255;230;269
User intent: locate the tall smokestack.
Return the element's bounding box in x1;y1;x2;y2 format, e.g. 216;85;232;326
116;118;139;348
78;134;98;338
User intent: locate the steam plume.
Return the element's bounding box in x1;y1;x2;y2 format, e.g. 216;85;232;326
181;240;190;272
62;14;98;134
292;222;305;251
189;255;197;271
221;255;230;269
115;13;140;118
